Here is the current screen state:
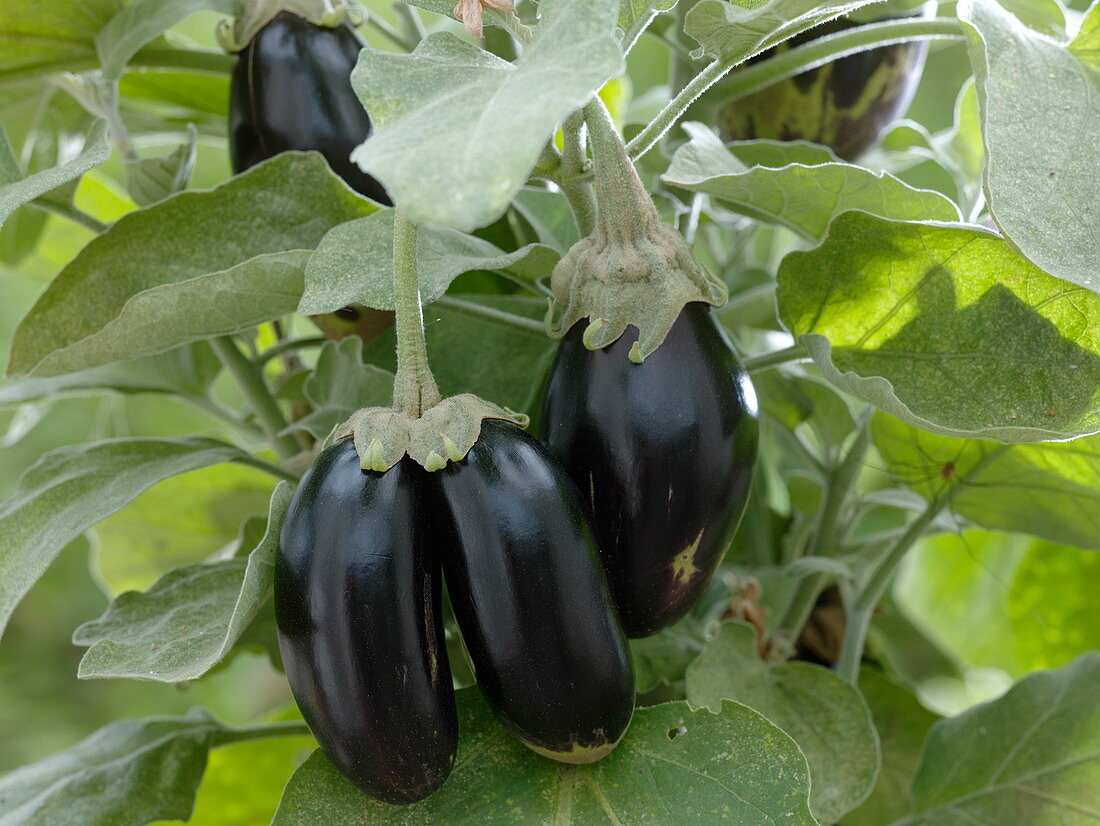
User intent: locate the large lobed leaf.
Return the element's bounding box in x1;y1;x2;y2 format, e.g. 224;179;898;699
778;212;1100;441
686;622;879;824
273;690;816;824
873;412;1100;552
7;152;375;378
350;0;623;231
0;438;249;642
961;0;1100;294
663;123;961;240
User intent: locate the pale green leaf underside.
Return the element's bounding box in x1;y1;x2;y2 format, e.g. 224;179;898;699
0;120;110;230
73;482;291;683
685;622;879;824
273;692;816;824
8;152;374;378
961;0;1100;294
663;123;960;240
872;413;1100;552
0;438;246;643
300;209;559;314
778;212;1100;441
899;653;1100;825
350;0;623;231
292;337;394;438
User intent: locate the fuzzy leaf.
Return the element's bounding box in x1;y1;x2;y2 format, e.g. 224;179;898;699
0;0;124;82
124;123;198;206
961;0;1100;293
350;0;622;231
777;213;1100;441
290;337;394;438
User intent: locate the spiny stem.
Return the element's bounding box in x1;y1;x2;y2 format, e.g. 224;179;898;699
210;336;299;460
391;210;441;418
627;17;965;160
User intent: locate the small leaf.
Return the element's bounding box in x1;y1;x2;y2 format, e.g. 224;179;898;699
8;152;375;378
960;0;1100;293
0;708;222;824
904;653;1100;824
0;437;248;642
300;209;558;314
273;690;816;824
0;120;110;230
350;0;623;231
686;622;879;824
777;213;1100;441
685;0;882;62
872;412;1100;551
74;482;291;682
125;123;198;206
288;337;395;438
663;123;960;240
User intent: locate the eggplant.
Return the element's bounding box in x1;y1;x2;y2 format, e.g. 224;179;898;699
716;4;934;161
542;302;758;638
229;11;390;203
276;439;456;803
433;420;635;763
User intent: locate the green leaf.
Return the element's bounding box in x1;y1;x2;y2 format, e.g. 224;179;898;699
754;371;856;447
896;529;1100;677
0;0;124;83
350;0;623;231
292;337;394;438
901;653;1100;825
0;343;223;405
74;482;290;682
95;0;238;80
872;412;1100;551
684;0;882;62
663;124;960;239
1072;2;1100;71
8;152;375;378
511;187;581;254
0;124;19;183
685;622;879;824
300;209;558;314
273;690;816;825
844;669;939;826
0;437;248;642
960;0;1100;293
0;120;109;230
998;0;1067;37
777;212;1100;441
0;708;221;824
124;123;198;206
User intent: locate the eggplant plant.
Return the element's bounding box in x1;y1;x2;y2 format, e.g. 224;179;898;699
0;0;1098;823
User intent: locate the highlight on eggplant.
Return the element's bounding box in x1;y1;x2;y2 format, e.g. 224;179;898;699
542;302;759;638
275;439;457;804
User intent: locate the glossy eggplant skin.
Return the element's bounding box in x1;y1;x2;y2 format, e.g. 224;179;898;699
275;439;456;803
433;421;634;763
542;303;759;638
229;11;390;203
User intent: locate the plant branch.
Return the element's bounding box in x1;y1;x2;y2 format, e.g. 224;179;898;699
391;210;441;418
212;720;312;748
210;336;299;460
433;295;546;335
557;109;597;237
256;336;327;367
363;10;417;51
393;3;427;45
184;394;266;441
29;198;108;234
627;17;965;160
744;344;807;373
834;445;1011;682
236;453;301;483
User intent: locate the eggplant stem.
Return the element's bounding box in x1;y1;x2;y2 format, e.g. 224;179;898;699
391;210;442;418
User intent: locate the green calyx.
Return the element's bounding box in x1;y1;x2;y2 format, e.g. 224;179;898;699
547;99;726;363
217;0;352;53
332;395;528;472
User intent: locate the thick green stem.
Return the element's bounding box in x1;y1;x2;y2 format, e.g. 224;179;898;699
434;295;546;335
776;414;872;639
627;17;964;160
744;344;807;373
210;336;298;460
557;109;597;237
584;96;659;243
835;445;1011;682
391;211;441;418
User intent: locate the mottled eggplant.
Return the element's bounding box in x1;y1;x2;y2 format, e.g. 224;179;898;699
276;439;456;803
717;4;934;161
229;10;390;203
542;302;759;638
433;420;635;763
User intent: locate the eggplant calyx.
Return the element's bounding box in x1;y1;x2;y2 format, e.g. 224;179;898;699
331;395;528;472
218;0;351;53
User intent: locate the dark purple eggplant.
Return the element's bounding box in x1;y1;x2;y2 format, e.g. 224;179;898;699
276;439;456;803
542;302;759;638
433;420;634;763
229;11;390;203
